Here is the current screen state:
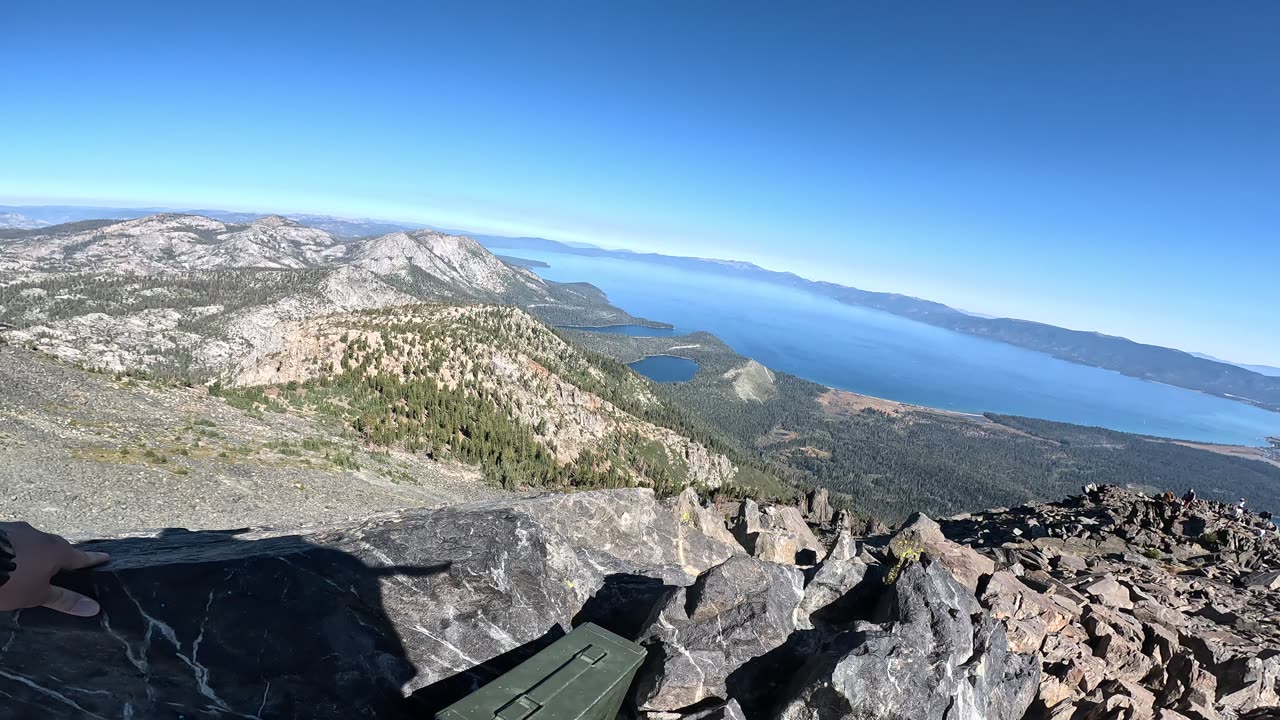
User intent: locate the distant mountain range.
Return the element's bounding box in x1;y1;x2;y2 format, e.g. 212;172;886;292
5;204;1278;414
1189;353;1280;378
475;235;1280;415
0;212;51;230
0;213;653;343
0;205;429;239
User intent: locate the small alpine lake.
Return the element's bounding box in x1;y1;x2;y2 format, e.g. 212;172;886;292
627;354;701;383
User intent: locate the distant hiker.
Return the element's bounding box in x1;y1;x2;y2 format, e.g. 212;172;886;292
1161;491;1175;503
1230;498;1246;519
1182;489;1196;506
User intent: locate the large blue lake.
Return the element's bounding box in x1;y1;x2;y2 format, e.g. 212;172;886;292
499;250;1280;446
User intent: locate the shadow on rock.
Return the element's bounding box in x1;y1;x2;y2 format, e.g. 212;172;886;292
405;625;567;717
725;628;830;718
573;573;677;640
0;527;447;720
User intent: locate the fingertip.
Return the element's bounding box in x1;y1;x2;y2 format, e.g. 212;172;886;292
42;585;101;617
69;596;102;617
66;548;111;570
85;551;111;566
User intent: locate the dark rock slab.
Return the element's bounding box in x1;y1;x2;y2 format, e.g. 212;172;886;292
633;555;804;712
0;489;739;719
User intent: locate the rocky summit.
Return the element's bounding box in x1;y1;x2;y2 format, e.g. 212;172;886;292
3;485;1279;720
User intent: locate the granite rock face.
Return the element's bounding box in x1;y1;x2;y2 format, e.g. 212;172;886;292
0;489;739;720
633;556;805;712
731;499;826;566
777;558;1040;720
796;533;875;629
3;484;1278;720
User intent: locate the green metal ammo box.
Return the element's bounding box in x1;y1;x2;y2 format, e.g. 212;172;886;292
436;623;647;720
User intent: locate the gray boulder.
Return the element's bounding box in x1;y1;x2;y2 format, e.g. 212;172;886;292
777;557;1039;720
733;500;826;565
673;487;743;555
797;533;874;629
732;498;765;552
805;488;835;526
1241;569;1280;590
754;530;802;566
1079;575;1135;610
889;512;993;592
761;506;825;561
0;489;740;719
634;555;805;712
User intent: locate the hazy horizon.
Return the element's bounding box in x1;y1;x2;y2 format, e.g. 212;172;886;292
4;3;1278;364
6;196;1279;371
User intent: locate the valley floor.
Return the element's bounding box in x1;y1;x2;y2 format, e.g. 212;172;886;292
563;327;1280;521
1170;439;1280;469
0;345;505;535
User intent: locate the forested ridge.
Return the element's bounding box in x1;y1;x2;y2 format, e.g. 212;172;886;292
217;306;784;496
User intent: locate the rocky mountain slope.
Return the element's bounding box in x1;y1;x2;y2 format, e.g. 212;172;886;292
0;344;498;535
0;213;348;273
7;484;1277;719
0;213;656;381
0;214;657;375
227;304;739;490
0;214;754;497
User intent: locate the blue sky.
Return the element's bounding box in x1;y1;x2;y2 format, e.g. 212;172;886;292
3;2;1278;364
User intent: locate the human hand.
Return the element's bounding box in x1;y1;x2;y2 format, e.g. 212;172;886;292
0;522;110;616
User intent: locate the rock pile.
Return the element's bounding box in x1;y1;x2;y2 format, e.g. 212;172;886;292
2;485;1277;720
935;485;1280;720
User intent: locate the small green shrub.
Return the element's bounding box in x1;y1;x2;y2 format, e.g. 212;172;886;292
886;542;923;585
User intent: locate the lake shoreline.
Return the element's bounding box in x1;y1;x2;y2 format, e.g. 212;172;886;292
563;325;1280;463
523;249;1280;446
577;323;1280;450
627;353;701;383
558;321;677;332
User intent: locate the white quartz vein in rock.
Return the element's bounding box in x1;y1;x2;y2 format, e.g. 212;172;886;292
0;669;110;720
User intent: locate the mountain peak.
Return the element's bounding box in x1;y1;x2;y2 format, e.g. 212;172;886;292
253;214;299;228
111;213;228;233
0;212;50;230
351;230;520;295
